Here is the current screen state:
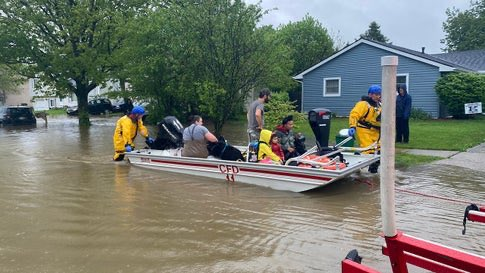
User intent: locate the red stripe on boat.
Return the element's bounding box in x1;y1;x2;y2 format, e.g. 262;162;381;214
149;159;332;181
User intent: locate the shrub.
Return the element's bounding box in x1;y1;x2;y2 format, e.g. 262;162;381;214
410;107;432;120
435;72;485;119
265;91;306;130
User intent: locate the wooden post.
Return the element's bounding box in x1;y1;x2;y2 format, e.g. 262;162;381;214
35;111;48;127
380;56;398;237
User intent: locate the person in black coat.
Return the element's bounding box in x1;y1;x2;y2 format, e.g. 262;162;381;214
396;84;412;143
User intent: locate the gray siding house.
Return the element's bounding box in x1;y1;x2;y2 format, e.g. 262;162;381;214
293;38;482;118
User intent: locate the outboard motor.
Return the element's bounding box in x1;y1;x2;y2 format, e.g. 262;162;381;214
308;108;332;151
149;116;184;150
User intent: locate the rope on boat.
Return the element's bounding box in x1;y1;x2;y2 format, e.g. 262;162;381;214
395;188;485;207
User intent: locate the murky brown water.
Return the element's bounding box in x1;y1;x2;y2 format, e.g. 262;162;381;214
1;116;484;272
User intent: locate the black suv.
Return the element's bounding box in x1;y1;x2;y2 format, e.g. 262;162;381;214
66;98;113;116
0;106;37;126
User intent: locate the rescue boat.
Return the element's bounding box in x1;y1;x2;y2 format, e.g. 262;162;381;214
126;110;381;193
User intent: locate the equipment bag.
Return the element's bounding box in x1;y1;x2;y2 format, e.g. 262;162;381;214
247;141;259;162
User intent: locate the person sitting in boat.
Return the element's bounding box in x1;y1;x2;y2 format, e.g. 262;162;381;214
113;106;154;161
270;132;285;162
182;115;218;158
348;84;382;173
274;115;306;160
258;129;283;164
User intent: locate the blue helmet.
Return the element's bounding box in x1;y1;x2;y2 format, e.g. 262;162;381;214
131;106;145;115
368;85;382;94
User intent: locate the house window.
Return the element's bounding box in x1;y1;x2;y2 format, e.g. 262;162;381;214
323;77;341;97
397;74;409;93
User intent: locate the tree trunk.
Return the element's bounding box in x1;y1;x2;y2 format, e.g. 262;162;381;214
214;119;224;137
76;90;90;127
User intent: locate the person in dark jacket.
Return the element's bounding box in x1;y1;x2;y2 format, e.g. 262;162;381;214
274;115;306;160
396;84;412;143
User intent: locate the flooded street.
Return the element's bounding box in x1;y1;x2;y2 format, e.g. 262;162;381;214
1;116;484;272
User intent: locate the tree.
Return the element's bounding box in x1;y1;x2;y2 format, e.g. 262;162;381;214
116;8;192;122
360;21;389;43
276;15;335;110
168;0;292;135
277;15;335;76
442;0;485;51
0;64;25;94
0;1;149;126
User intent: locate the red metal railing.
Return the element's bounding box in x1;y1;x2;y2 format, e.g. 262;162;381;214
342;231;485;273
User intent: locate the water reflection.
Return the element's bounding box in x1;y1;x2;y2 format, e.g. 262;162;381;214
0;116;483;272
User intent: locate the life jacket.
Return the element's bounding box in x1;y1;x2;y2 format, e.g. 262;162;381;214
358;97;382;130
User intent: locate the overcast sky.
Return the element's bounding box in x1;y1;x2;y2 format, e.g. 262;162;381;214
245;0;473;54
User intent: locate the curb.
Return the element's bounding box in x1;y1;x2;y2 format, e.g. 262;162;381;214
400;149;460;158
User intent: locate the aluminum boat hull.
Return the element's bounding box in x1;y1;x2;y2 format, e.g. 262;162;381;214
126;147;380;192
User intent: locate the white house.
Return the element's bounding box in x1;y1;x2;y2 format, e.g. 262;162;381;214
2;79;123;111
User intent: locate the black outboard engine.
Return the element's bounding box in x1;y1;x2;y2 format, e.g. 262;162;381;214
308;108;332;151
149;116;184;150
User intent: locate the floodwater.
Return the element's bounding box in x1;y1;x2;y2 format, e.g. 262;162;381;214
0;116;484;272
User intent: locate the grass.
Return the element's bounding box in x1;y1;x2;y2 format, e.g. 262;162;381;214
403;118;485;151
37;108;125;117
294;116;485;151
35;108;67;116
394;153;443;169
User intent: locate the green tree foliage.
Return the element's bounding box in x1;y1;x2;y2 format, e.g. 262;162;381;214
0;64;25;94
360;21;389;43
0;1;148;126
276;15;335;110
118;1;292;133
264;91;306;131
116;8;191;122
435;72;485;118
168;0;292;134
191;0;292;135
277;15;335;76
442;0;485;51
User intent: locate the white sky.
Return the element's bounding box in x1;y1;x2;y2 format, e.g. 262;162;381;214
245;0;473;54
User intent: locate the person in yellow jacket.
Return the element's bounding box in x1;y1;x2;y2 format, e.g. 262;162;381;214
257;129;283;164
113;106;154;161
348;85;382;172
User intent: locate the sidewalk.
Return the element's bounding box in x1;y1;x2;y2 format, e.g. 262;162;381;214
401;143;485;172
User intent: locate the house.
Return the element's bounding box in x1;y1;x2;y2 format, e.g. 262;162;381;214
293;38;484;118
1;79;123;111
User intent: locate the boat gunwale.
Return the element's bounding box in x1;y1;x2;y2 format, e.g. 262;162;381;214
126;148;380;177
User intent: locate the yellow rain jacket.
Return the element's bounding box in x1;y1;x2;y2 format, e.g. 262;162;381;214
258;129;282;163
113;115;149;160
349;97;382;154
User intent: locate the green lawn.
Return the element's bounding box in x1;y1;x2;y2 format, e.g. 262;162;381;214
227;115;485;152
294;116;485;151
48;108;67;116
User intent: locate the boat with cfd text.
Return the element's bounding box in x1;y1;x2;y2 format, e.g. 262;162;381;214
126;109;380;193
126;145;379;193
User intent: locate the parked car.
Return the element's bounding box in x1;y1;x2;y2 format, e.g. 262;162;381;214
66;98;112;116
111;99;134;114
0;105;37;126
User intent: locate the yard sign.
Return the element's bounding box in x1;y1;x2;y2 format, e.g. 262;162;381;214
464;102;482;114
